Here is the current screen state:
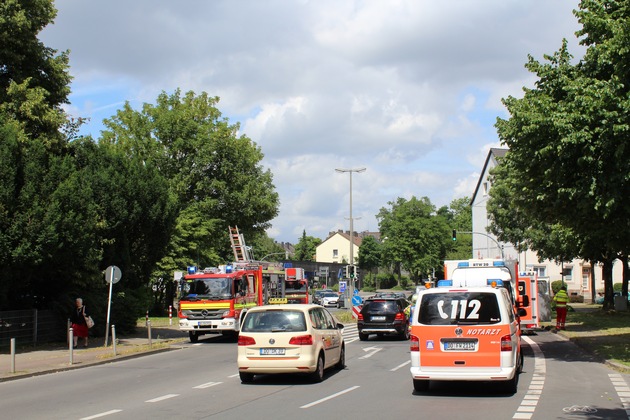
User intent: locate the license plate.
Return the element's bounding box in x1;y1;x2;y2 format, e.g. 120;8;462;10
371;316;386;321
260;348;286;355
268;298;288;304
443;341;476;351
197;321;213;326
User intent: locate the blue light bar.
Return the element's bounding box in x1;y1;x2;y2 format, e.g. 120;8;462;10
487;279;504;286
457;262;470;267
493;261;505;267
225;264;233;273
187;266;197;274
437;280;453;287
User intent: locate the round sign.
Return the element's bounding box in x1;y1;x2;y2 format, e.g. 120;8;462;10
105;265;122;284
352;295;363;306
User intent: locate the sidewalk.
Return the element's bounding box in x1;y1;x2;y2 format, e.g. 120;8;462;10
0;325;188;382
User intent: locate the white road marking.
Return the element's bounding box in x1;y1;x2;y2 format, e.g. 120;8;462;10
608;373;630;419
359;347;382;359
194;381;223;389
145;394;179;403
80;410;123;419
390;360;411;371
513;336;545;419
300;386;360;408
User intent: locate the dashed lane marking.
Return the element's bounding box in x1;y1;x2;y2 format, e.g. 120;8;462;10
513;336;545;419
609;373;630;419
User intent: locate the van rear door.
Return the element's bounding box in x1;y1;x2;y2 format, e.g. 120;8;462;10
416;291;506;368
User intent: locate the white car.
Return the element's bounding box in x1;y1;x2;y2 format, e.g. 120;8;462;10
237;304;345;383
320;292;340;307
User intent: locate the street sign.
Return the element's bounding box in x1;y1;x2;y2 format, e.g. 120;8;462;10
105;265;122;284
352;295;363;306
339;281;347;293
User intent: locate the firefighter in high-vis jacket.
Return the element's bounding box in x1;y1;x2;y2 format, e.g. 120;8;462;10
553;285;569;330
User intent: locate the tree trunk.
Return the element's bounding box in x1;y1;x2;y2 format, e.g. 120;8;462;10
602;258;614;310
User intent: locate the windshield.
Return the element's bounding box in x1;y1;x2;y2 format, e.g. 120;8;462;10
286;281;307;292
181;277;232;300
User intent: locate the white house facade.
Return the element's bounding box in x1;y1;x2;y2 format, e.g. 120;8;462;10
471;148;622;300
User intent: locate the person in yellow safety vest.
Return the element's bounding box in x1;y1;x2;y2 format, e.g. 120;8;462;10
404;294;418;330
553;285;569;330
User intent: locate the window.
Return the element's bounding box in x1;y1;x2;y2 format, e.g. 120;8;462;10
563;266;573;281
483;182;489;196
582;267;591;289
532;266;546;277
332;249;338;259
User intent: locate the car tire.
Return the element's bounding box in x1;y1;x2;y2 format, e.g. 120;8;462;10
239;372;254;383
413;379;429;392
311;354;325;383
189;331;199;343
336;345;345;370
358;331;368;341
504;372;519;394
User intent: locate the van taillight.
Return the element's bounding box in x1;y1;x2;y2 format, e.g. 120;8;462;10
410;335;419;352
238;335;255;346
395;312;405;320
500;334;513;351
289;335;313;345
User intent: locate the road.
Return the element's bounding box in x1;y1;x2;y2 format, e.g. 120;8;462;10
1;325;629;420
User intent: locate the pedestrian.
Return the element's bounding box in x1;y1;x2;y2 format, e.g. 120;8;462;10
70;297;90;348
553;285;569;330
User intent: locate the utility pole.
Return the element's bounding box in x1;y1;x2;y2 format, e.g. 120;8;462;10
336;167;366;305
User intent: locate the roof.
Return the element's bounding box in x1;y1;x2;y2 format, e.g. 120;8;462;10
470;147;508;205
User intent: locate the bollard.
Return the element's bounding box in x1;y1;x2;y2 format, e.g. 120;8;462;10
147;320;152;347
112;325;117;356
169;305;172;326
69;327;74;365
145;310;149;326
10;338;15;373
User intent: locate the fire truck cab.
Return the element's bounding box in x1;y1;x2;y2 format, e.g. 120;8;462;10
409;279;524;394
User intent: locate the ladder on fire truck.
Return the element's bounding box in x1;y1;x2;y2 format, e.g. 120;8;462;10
229;226;253;262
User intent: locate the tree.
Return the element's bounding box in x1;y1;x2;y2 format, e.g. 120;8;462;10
489;0;630;309
377;197;450;286
100;90;280;295
357;236;382;287
0;0;71;143
438;197;473;262
293;230;321;262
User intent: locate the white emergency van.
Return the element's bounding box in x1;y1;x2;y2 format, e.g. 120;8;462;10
409;280;524;394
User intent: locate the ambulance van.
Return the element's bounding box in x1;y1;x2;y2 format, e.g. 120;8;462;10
409;280;524;394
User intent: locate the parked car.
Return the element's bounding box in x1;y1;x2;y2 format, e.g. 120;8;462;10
320;292;340;308
312;290;327;305
357;297;410;341
237;304;345;383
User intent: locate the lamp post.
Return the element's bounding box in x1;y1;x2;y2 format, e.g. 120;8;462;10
335;167;365;305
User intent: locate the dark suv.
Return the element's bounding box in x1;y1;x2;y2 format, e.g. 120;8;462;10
357;297;410;341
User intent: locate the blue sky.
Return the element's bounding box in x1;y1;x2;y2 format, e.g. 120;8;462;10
41;0;584;243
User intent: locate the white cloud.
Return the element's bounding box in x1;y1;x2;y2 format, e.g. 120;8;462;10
41;0;584;242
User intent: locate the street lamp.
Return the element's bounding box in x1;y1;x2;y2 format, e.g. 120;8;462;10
335;167;366;267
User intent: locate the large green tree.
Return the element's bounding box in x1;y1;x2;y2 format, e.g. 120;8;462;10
377;196;450;285
293;230;321;262
489;0;630;308
357;235;382;287
100;90;280;308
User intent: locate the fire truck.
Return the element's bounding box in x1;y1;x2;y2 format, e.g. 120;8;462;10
177;264;263;342
258;263;309;305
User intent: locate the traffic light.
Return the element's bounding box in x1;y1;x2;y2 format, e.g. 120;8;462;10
452;229;457;241
343;265;351;278
350;265;356;279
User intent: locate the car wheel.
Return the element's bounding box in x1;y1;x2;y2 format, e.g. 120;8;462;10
336;345;345;370
358;332;368;341
189;331;199;343
413;379;429;392
239;372;254;384
504;372;519;394
311;354;325;383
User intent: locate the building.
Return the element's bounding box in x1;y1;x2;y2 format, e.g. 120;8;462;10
471;148;622;299
315;230;381;264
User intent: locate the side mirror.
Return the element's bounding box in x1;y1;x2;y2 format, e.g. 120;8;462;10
517;308;527;317
521;295;530;307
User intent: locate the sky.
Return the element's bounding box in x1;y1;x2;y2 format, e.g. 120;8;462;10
40;0;585;244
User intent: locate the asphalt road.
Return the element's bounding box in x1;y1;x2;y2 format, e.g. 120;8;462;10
0;326;629;420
